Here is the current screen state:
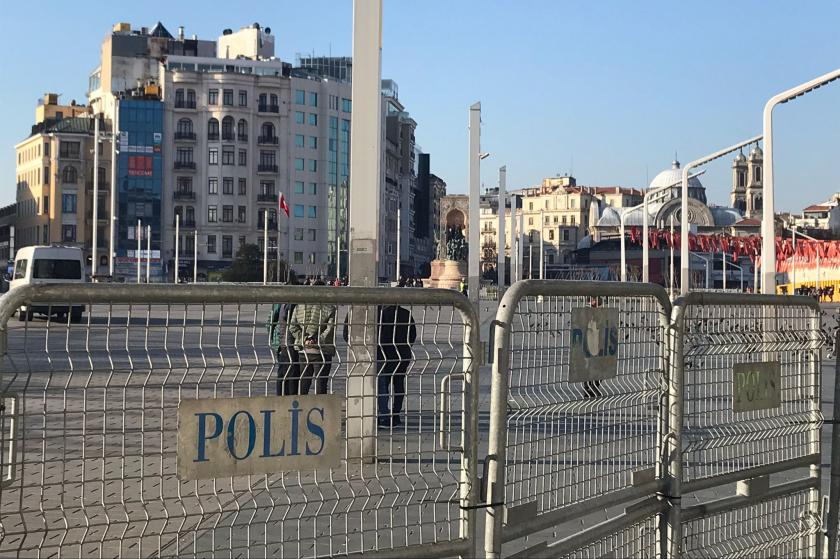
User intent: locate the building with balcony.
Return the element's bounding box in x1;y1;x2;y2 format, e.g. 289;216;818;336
14;94;112;276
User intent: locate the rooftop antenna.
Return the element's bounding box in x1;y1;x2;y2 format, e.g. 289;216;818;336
570;155;574;177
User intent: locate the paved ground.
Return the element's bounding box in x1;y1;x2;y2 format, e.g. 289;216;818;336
0;295;835;557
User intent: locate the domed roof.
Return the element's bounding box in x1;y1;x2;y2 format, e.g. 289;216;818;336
733;151;747;164
749;146;763;159
649;160;703;190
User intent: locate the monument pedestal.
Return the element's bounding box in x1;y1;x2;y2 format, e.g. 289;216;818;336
426;259;467;289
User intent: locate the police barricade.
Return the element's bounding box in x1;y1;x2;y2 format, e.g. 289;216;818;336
0;284;480;558
670;292;823;557
483;280;672;557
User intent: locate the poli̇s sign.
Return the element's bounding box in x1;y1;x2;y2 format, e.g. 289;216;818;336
569;307;619;383
177;395;342;480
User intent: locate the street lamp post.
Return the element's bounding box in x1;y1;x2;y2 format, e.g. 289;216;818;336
497;166;506;292
468;102;482;309
109;98;119;278
91;116;100;280
681;135;762;294
145;225;151;283
763;68;840;295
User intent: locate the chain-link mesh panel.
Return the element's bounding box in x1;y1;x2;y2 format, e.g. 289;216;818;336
503;293;667;519
677;301;822;484
0;288;476;558
681;487;821;558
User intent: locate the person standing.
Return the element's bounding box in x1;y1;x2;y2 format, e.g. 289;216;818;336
376;300;417;427
268;277;300;396
287;288;336;395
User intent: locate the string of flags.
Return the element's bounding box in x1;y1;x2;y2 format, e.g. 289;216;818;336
625;227;837;270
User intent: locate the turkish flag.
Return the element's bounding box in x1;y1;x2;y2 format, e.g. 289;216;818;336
279;192;290;217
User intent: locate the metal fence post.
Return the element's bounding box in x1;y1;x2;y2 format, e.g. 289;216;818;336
665;304;686;558
826;329;840;558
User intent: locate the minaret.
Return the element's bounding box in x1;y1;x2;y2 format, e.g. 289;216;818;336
745;146;763;218
731;151;747;213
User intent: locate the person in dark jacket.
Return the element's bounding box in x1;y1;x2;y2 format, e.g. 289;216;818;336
376;303;417;427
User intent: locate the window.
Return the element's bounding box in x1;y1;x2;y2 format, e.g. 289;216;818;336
295;158;305;171
207;235;216;253
62;225;76;242
239;236;247;248
238;206;246;223
570;215;575;225
294;181;304;194
208;206;218;222
260;122;276;141
259;180;275;196
293;204;304;218
259;151;276;166
177;118;193;136
208;89;219;105
270;94;278;107
342;98;351;112
329;95;338;110
295;134;304;147
222;116;234;140
528;217;533;226
238;90;247;106
186;206;195;223
62;193;77;213
754;165;762;182
187;89;196;105
571;199;576;209
308;159;317;172
548;230;555;241
529;202;533;211
294;251;303;264
59;141;80;159
294;227;304;241
562;215;567;225
738;170;746;188
222;205;233;222
308;113;317;126
308;136;317;149
238;149;247;166
258;93;267;108
308;206;317;218
176;147;193;164
207;118;219;140
222;146;234;165
308;253;316;264
222;236;233;258
208;177;218;194
308;229;317;241
295;111;305;124
309;92;318;107
223;178;233;195
177;176;192;193
295;90;306;105
62;166;77;183
209;148;218;165
237;119;248;140
562;229;570;241
13;260;27;280
308;182;317;195
238;178;247;195
175;88;184;105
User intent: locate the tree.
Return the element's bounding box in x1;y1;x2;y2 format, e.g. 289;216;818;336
221;244;262;282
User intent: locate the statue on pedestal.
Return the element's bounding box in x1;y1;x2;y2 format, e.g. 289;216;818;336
445;225;468;262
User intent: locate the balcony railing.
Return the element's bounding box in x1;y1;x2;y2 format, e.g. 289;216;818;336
257;164;278;173
258;104;280;113
175;219;196;228
238;133;248;142
258;193;278;203
222;133;235;141
258;135;279;145
174;190;196;201
174;131;196;141
175;100;197;109
207;133;219;141
174;161;196;170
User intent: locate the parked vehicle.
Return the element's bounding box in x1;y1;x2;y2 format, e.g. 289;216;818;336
10;246;86;322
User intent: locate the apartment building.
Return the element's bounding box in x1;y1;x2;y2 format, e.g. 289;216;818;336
14;95;112;274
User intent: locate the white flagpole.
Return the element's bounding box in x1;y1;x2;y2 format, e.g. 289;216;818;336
263;210;269;285
145;225;151;283
193;229;198;284
136;219;141;284
174;214;180;283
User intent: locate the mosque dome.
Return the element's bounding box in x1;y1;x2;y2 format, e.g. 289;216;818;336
749;146;763;159
649;160;704;191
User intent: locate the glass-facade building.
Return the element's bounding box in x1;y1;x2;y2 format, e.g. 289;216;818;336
327;116;350;277
115;99;164;281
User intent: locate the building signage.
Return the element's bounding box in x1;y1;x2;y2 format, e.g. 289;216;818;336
732;361;781;412
569;307;619;382
177;395;342;480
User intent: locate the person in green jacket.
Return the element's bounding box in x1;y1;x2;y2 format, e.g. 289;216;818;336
287;280;337;394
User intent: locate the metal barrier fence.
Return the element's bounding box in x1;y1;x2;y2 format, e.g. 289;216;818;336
484;280;672;557
484;281;824;558
0;284;480;558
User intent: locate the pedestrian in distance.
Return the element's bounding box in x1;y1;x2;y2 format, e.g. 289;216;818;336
376;285;417;428
459;277;468;297
583;295;603;398
267;275;300;396
287;282;337;395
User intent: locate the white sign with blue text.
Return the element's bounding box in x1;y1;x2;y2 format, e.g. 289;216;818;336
177;395;342;480
569;307;620;382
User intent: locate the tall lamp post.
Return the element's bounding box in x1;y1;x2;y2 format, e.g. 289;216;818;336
762;68;840;294
681;135;762;295
497;166;506;292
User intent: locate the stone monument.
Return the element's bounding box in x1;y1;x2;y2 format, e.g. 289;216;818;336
427;195;469;289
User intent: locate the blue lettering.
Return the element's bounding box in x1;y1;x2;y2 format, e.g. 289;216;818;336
289;400;301;456
226;410;256;460
571;329;583;351
194;412;223;462
305;407;326;455
608;327;618;356
259;409;286;457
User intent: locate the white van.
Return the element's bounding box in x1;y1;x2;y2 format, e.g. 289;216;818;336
10;246;86;322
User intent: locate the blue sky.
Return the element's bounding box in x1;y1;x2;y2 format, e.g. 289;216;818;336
1;0;838;212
